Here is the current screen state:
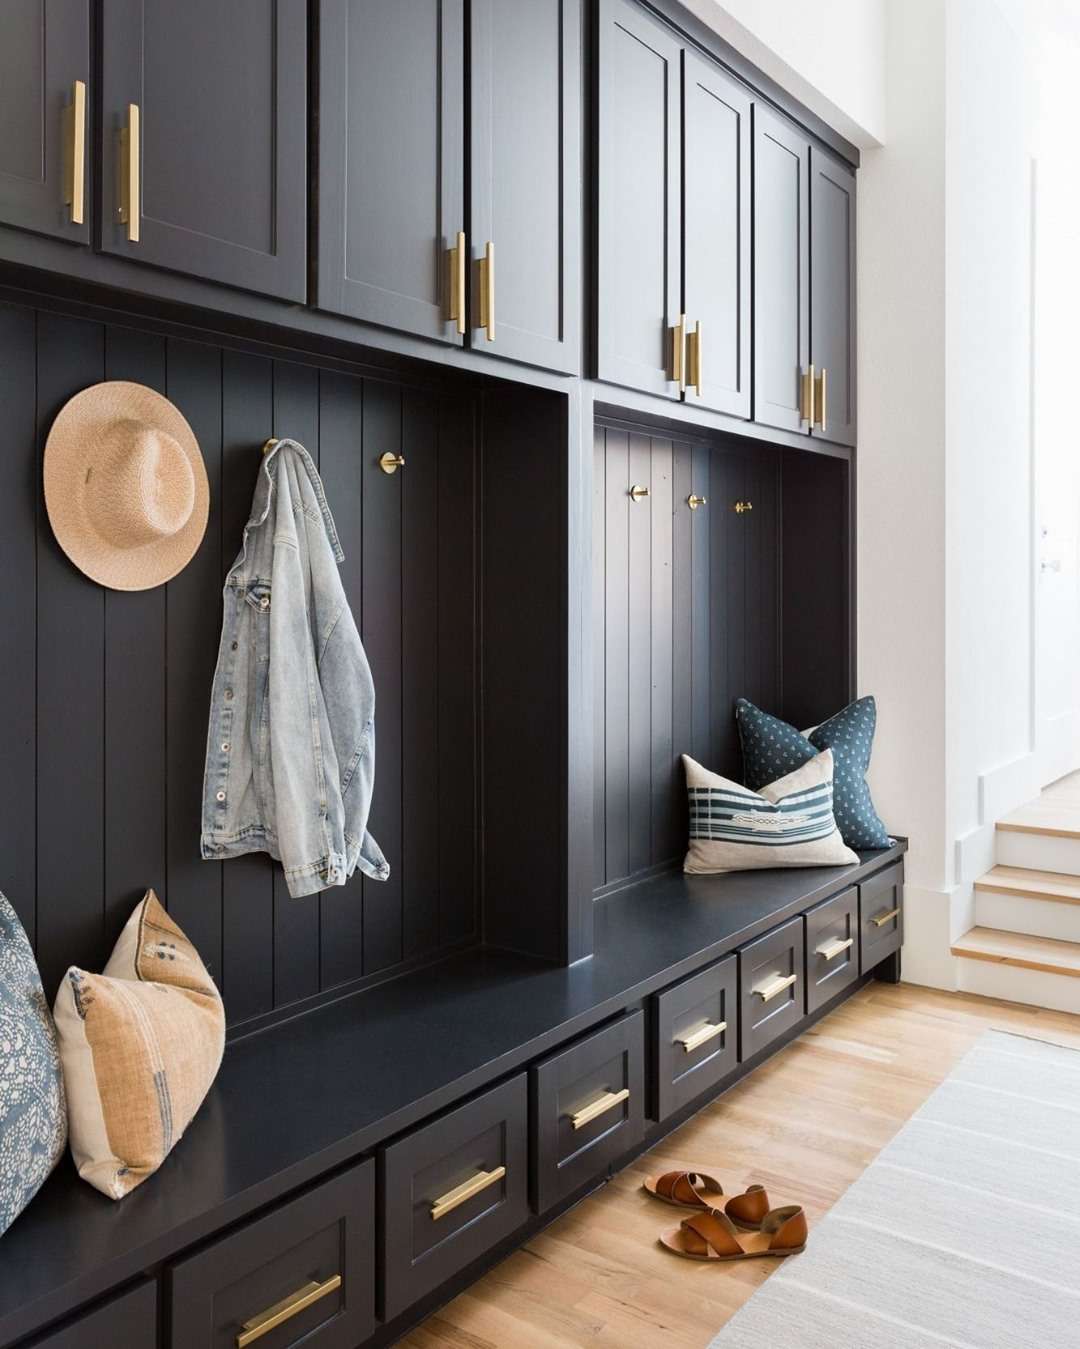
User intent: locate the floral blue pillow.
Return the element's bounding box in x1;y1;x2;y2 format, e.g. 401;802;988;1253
0;891;67;1236
735;696;890;850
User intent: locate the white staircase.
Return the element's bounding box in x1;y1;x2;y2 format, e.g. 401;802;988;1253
952;775;1080;1014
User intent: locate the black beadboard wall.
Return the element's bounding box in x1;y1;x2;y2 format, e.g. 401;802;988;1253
0;301;478;1029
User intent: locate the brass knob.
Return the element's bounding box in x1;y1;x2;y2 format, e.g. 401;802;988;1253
687;494;707;510
733;500;753;515
629;484;649;501
379;452;406;475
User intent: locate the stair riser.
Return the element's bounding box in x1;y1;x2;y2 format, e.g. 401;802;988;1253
974;890;1080;942
996;831;1080;876
956;957;1080;1015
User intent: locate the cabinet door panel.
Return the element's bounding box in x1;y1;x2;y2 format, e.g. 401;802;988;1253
597;0;681;399
682;52;750;417
0;0;90;243
470;0;580;372
100;0;307;300
810;147;857;446
317;0;465;344
752;106;809;435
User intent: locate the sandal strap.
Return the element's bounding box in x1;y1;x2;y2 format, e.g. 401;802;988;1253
681;1209;743;1258
725;1183;770;1226
763;1205;807;1252
655;1171;723;1206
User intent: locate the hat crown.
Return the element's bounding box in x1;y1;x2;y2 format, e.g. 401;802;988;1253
85;419;195;549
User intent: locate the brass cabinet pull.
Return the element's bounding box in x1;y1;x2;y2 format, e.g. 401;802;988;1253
754;972;797;1002
687;494;707;510
671;313;686;389
629;484;649;501
814;366;828;431
118;102;140;242
430;1165;506;1221
800;364;815;424
448;229;466;334
478;239;495;340
687;319;703;396
871;906;900;928
63;79;86;224
816;936;854;961
569;1087;630;1131
675;1020;726;1053
378;451;406;475
236;1274;342;1348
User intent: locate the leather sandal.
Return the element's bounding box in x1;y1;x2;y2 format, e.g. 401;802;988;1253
643;1173;770;1231
659;1204;808;1261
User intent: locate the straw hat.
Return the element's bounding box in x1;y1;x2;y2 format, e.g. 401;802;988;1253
44;381;209;591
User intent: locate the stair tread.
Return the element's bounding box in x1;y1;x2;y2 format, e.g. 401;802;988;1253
952;926;1080;977
974;865;1080;905
997;797;1080;839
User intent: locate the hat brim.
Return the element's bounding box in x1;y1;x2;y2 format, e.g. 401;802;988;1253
44;381;210;592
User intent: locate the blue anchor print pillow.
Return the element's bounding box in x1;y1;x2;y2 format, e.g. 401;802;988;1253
735;696;891;850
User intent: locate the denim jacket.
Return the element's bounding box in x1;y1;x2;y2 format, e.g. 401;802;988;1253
201;439;389;898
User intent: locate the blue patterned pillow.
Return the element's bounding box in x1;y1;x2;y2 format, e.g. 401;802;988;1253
0;891;67;1236
735;696;890;849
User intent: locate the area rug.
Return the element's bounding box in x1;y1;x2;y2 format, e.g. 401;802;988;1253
710;1029;1080;1348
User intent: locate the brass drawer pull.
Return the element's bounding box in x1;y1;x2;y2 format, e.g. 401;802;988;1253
871;906;900;928
430;1165;506;1221
569;1087;630;1131
118;101;140;242
448;229;466;334
816;936;853;961
754;973;797;1002
63;79;87;225
236;1274;342;1348
479;239;495;340
675;1020;726;1053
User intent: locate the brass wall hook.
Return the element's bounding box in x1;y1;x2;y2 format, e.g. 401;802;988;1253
733;500;753;515
687;494;707;510
629;484;649;501
379;452;406;475
262;438;279;456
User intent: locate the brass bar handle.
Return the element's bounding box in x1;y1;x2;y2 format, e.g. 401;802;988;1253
118;102;140;242
629;484;650;501
569;1087;630;1131
871;906;900;928
815;367;827;431
800;364;815;424
816;936;854;961
430;1165;506;1221
675;1020;726;1053
671;314;686;390
754;973;797;1002
448;229;466;334
479;239;495;340
687;319;703;395
236;1274;342;1348
687;494;707;511
63;79;87;225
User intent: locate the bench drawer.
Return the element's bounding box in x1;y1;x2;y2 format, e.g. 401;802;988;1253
169;1162;374;1349
23;1282;156;1349
860;863;904;971
653;957;738;1122
805;886;860;1013
739;916;806;1061
380;1074;528;1321
531;1012;644;1213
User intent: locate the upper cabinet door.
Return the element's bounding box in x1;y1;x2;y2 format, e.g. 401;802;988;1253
469;0;581;373
99;0;307;301
682;51;751;418
317;0;465;344
752;106;810;436
810;147;857;446
596;0;682;400
0;0;90;244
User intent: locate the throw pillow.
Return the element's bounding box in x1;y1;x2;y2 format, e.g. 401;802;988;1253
735;696;890;849
0;891;67;1235
683;750;859;874
53;889;225;1200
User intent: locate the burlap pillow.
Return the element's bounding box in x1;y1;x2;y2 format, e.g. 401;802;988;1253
53;890;225;1199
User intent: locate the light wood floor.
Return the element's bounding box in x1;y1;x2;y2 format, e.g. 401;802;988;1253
404;982;1080;1349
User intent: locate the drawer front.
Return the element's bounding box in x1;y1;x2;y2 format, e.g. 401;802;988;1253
381;1074;528;1322
531;1012;645;1214
169;1162;374;1349
653;957;738;1122
739;916;806;1061
24;1282;156;1349
805;887;860;1013
860;863;904;971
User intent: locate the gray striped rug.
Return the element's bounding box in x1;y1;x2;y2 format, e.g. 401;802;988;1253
710;1030;1080;1349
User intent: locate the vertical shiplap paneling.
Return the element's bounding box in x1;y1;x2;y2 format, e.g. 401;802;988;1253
270;359;321;1006
591;426;607;889
649;436;675;864
165;338;224;981
717;447;744;778
689;443;712;767
0;305;37;938
401;392;440;959
35;312;106;998
754;453;781;714
602;428;630;885
317;368;366;989
670;439;694;860
103;325;167;948
361;380;404;974
219;350;275;1024
626;432;652;876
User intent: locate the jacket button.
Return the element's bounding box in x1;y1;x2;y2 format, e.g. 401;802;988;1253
221;742;230;753
231;641;238;652
259;596;270;610
224;688;233;700
215;790;226;803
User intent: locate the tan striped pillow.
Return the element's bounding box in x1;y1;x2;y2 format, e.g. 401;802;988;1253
53;890;225;1199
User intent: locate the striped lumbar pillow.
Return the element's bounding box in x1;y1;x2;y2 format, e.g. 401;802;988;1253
682;749;859;874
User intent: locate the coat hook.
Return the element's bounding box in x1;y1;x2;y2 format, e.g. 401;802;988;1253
262;438;279;456
687;494;707;510
629;484;649;501
379;451;406;475
733;500;753;515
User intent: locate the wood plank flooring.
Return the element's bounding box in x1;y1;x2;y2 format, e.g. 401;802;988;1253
404;982;1080;1348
